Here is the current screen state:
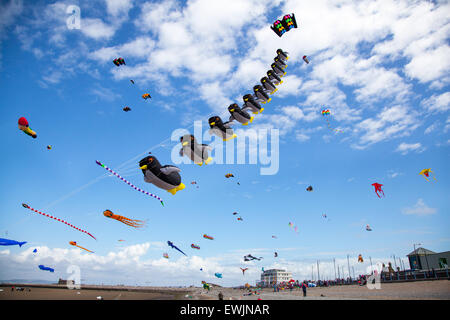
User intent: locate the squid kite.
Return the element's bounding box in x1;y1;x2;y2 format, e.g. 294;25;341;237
203;234;214;240
419;168;436;182
191;244;200;250
103;210;146;228
22;203;96;240
371;183;385;198
240;268;248;275
168;241;187;256
18;117;37;139
69;241;94;253
289;222;299;233
358;254;364;263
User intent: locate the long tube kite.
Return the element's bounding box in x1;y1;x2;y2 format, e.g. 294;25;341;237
203;234;214;240
39;265;54;272
0;238;27;247
191;244;200;250
22;204;96;240
69;241;94;253
95;160;164;206
103;210;146;228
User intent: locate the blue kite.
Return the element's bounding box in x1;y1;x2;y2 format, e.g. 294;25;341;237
214;273;223;278
167;241;187;256
0;238;27;247
33;248;37;253
39;265;54;273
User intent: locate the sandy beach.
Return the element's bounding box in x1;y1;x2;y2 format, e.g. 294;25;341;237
1;280;449;300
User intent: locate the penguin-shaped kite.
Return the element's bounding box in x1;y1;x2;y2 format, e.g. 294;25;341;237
267;70;283;85
271;62;286;77
242;94;263;114
208;116;237;141
261;77;277;94
253;85;271;104
276;49;289;62
179;134;212;166
139;155;185;195
228;103;254;126
274;57;287;70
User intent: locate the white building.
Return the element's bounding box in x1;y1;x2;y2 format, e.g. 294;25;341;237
258;269;293;287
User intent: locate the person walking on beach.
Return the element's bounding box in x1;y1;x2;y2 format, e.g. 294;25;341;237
218;292;223;300
302;282;307;297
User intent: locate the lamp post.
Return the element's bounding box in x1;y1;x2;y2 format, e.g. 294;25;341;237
347;254;351;281
369;257;373;274
333;258;337;280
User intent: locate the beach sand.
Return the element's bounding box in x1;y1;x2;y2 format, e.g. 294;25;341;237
1;280;449;300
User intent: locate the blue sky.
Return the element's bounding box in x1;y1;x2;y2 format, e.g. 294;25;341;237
0;0;449;287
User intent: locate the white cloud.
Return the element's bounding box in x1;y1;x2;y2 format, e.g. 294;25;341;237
402;199;437;216
422;92;450;113
395;142;425;155
81;18;116;40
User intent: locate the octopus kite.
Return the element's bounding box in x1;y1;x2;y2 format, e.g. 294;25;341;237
358;254;364;263
69;241;94;253
419;168;436;182
371;183;385;198
103;210;146;228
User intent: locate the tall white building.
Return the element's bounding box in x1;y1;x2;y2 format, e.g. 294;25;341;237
258;269;293;287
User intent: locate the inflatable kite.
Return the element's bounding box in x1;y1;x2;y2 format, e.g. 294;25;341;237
123;106;131;112
113;57;125;66
203;234;214;240
271;13;297;37
69;241;94;253
303;56;310;64
142;93;151;100
96;160;164;205
130;80;135;84
273;57;287;70
272;235;277;239
139;155;185;195
371;183;385;198
0;238;27;247
240;268;248;275
47;145;52;150
271;62;286;77
276;49;289;62
253;85;271;104
179;134;212;165
167;241;187;256
244;254;262;261
228;103;254;126
261;76;277;94
33;248;37;253
208;116;237;141
22;203;96;240
18;117;37;139
243;94;264;114
39;265;54;272
103;210;146;228
274;252;278;258
225;174;234;178
366;224;372;231
214;273;223;279
419;168;436;182
163;253;169;259
237;217;243;221
267;70;282;85
306;186;313;192
191;244;200;250
358;254;364;263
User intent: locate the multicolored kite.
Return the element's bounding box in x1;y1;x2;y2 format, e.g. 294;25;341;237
22;203;96;240
69;241;94;253
419;168;436;182
191;244;200;250
203;234;214;240
18;117;37;139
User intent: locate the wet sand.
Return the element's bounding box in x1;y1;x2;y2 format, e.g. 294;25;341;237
1;280;449;300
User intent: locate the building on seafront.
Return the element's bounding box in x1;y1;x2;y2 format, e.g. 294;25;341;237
257;269;292;287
